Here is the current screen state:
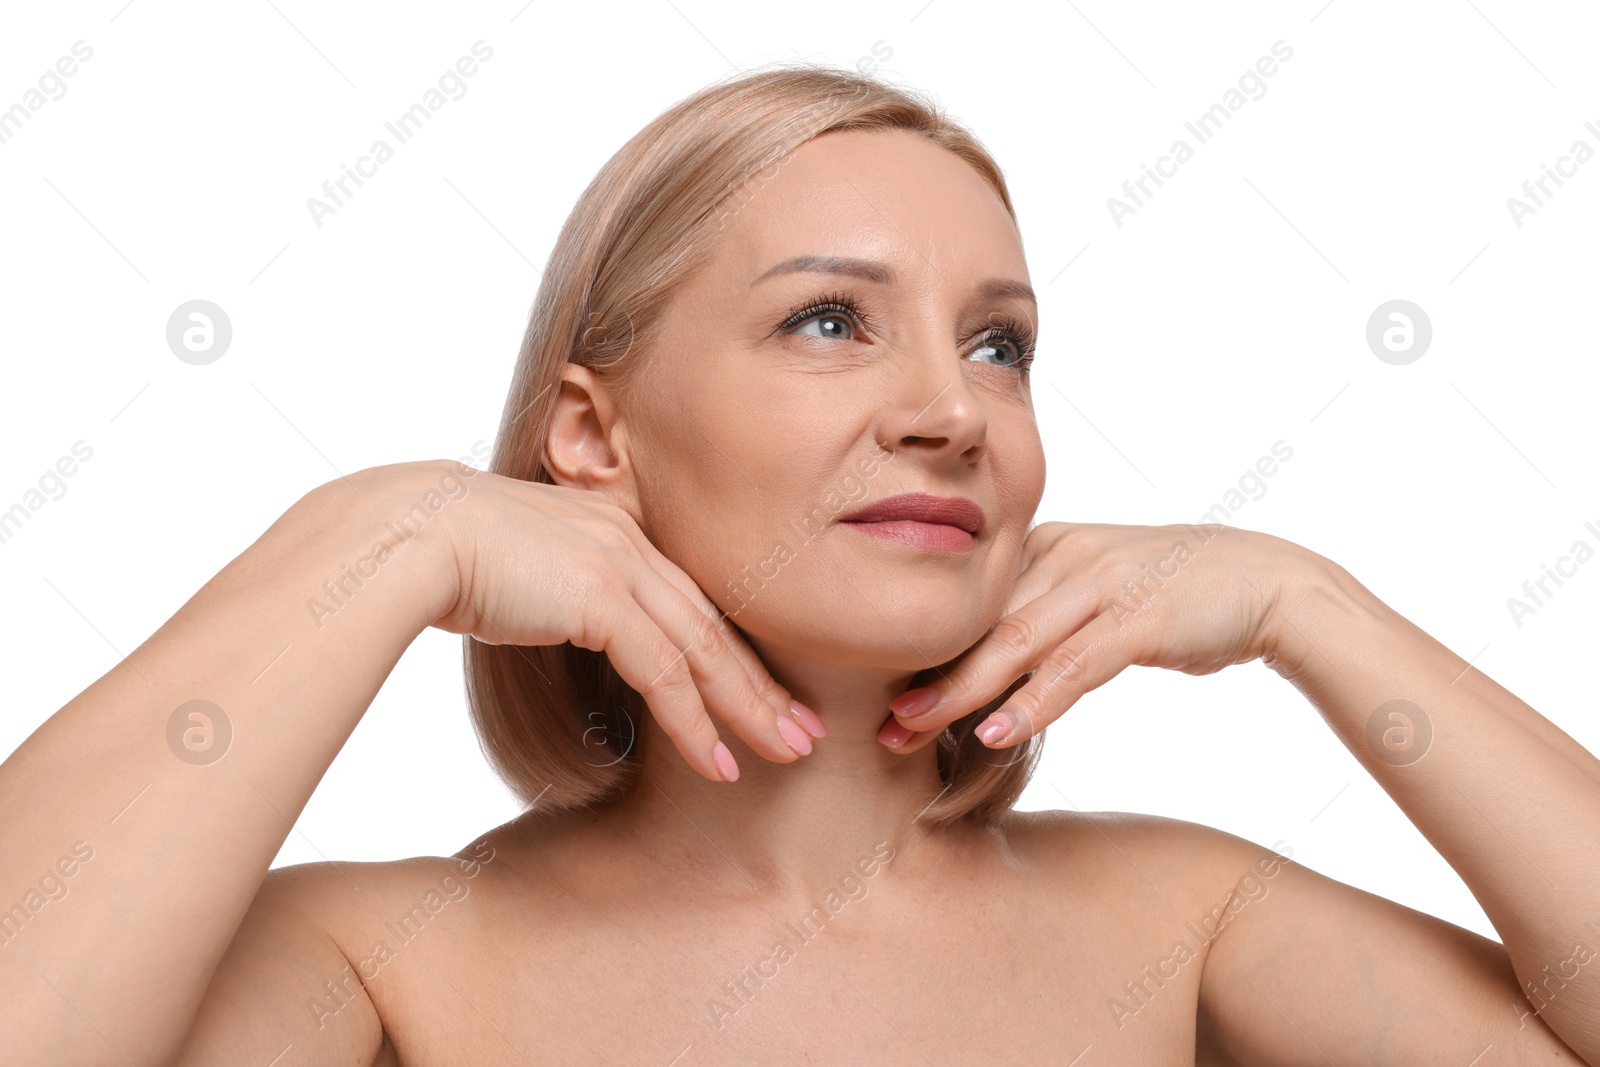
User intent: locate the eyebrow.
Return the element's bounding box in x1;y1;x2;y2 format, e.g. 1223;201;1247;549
751;254;1036;306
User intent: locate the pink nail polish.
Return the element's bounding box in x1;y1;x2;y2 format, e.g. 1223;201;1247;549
712;740;740;781
878;718;914;748
976;712;1012;746
776;715;813;756
789;699;827;739
889;687;939;719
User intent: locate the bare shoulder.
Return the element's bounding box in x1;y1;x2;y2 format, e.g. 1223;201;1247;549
178;826;519;1066
275;841;503;927
1000;807;1291;904
993;810;1289;1065
302;821;522;962
1003;810;1585;1063
174;857;419;1066
995;809;1295;969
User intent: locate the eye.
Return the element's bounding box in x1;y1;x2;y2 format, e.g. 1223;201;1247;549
775;293;1036;374
777;293;868;342
969;319;1038;372
792;310;854;341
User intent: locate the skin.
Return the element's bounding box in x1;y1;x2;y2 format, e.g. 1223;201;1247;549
7;127;1596;1064
543;126;1052;901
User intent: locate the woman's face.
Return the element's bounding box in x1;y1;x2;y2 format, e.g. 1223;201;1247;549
621;127;1047;673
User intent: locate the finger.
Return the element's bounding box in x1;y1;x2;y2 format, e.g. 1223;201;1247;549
870;530;1064;753
624;559;806;765
586;592;734;783
889;582;1100;738
610;514;800;727
881;672;1035;756
878;708;942;755
971;608;1139;748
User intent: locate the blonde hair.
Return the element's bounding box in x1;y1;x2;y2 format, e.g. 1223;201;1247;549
463;61;1042;827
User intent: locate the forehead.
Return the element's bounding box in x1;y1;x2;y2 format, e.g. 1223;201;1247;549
708;128;1025;292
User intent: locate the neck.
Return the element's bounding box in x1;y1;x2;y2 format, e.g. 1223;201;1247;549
596;650;977;906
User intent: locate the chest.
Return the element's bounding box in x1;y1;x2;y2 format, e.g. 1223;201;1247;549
367;888;1207;1065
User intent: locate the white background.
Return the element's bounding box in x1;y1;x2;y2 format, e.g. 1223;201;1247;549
2;0;1596;947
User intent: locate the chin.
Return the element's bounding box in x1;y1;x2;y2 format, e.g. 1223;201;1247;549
737;602;996;675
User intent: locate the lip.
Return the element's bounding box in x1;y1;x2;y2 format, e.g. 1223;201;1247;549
841;520;975;553
839;493;986;537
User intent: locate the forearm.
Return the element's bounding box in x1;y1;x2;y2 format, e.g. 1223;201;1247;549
1267;558;1600;1057
0;470;451;1065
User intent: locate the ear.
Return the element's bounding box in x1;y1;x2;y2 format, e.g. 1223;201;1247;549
543;362;636;503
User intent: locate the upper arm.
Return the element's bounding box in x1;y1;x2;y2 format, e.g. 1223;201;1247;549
1190;825;1585;1065
174;862;390;1067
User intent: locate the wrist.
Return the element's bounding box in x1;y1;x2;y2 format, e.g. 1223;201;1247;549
1262;551;1386;683
287;460;476;637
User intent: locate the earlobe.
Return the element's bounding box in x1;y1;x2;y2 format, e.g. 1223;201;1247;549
543;363;631;493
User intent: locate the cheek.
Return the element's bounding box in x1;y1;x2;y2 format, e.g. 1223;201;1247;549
630;415;796;600
984;424;1047;572
995;420;1048;512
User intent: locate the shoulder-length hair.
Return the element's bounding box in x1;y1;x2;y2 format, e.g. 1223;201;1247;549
463;61;1042;827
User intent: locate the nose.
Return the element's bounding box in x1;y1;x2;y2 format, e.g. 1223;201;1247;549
875;339;988;464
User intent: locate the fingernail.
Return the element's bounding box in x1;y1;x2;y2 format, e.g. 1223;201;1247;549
712;740;740;781
878;718;915;748
789;699;827;739
976;711;1013;746
889;687;940;719
776;715;813;756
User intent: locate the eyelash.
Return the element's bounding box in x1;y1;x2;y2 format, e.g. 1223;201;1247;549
776;290;1037;372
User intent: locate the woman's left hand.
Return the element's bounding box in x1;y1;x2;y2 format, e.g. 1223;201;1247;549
879;520;1333;751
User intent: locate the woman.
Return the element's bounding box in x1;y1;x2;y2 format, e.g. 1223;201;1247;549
5;63;1596;1065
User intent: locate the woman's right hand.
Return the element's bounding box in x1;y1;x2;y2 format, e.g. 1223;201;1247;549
385;459;822;782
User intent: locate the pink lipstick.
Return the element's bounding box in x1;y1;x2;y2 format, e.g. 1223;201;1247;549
839;493;985;553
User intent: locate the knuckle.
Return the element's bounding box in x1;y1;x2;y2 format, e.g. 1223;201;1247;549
757;680;792;711
592;516;632;550
645;701;716;752
708;609;740;640
600;499;639;531
1027;647;1090;700
666;709;717;746
571;569;614;616
755;682;798;725
1042;643;1091;680
641;649;694;697
988;613;1040;662
642;682;712;743
1077;558;1110;586
1072;525;1110;552
1003;688;1049;732
688;611;723;654
940;669;989;709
